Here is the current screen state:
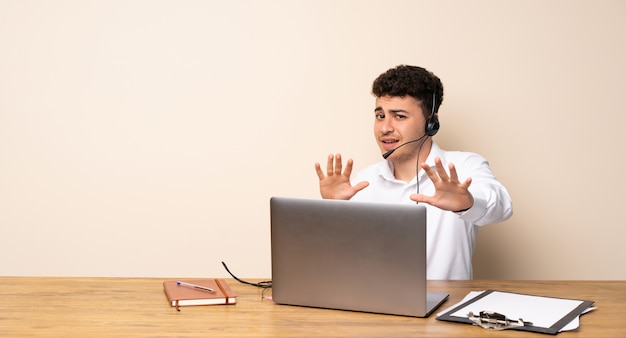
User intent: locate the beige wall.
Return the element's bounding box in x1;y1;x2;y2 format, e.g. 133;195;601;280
1;0;624;279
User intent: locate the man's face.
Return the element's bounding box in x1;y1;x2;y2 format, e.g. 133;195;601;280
374;95;427;162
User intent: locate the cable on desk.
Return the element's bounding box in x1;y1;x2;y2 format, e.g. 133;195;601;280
221;261;273;300
221;261;272;288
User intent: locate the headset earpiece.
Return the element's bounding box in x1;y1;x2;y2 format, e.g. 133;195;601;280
425;91;439;136
425;115;439;136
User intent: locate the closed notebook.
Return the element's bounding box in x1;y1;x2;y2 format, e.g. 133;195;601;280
163;279;237;310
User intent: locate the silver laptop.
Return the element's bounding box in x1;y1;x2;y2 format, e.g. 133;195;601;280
270;197;448;317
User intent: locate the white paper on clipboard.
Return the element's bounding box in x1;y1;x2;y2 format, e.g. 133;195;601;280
437;290;595;332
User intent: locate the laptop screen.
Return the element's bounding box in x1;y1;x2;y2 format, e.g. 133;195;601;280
270;197;447;317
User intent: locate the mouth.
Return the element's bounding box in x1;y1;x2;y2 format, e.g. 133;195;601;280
380;138;399;150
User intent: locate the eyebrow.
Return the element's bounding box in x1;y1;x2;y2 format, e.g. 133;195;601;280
374;107;410;114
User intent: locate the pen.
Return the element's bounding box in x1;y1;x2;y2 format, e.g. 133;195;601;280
177;281;217;293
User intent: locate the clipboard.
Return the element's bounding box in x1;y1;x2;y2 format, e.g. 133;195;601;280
436;290;594;335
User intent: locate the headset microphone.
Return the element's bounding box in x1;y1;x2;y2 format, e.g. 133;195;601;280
381;135;427;159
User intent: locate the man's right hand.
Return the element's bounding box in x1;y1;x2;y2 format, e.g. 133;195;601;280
315;153;369;200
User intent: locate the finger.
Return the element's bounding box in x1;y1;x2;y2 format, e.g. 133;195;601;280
334;153;343;175
448;163;459;183
326;154;334;176
434;157;449;181
420;162;439;182
343;158;354;177
410;193;432;204
462;177;472;189
353;181;369;193
315;162;325;180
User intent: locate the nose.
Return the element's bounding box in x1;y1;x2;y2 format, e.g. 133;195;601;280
380;118;394;134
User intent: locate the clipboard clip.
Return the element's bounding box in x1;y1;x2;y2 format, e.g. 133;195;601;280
468;311;533;331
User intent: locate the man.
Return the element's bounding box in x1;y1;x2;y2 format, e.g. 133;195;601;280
315;65;513;280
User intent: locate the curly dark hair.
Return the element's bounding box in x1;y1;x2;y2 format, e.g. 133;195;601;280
371;65;444;118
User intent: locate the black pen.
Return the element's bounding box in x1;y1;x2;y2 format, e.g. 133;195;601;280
176;281;217;293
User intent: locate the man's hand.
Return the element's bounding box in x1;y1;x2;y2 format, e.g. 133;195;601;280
410;157;474;212
315;153;369;200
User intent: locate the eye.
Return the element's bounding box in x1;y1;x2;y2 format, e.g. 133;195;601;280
375;113;385;120
394;114;407;120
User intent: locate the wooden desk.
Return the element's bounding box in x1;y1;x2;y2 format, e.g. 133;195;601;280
1;278;624;337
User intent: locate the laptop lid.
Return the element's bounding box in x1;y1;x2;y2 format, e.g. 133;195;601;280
270;197;448;317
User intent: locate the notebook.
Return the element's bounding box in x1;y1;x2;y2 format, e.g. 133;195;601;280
270;197;448;317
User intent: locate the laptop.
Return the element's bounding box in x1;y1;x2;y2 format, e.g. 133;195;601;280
270;197;448;317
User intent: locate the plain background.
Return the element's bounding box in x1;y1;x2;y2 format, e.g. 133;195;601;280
1;0;624;279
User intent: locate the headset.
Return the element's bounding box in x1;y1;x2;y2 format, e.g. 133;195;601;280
425;90;440;136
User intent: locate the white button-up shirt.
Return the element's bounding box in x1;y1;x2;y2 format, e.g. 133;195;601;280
350;142;513;280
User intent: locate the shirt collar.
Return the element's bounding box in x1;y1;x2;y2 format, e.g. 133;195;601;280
377;141;444;183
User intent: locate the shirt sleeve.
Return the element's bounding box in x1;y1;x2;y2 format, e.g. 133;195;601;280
447;152;513;226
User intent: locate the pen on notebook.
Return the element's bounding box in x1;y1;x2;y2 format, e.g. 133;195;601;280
177;281;217;293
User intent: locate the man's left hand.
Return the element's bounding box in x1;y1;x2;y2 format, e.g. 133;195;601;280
410;157;474;212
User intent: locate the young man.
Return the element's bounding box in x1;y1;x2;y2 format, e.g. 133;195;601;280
315;65;513;280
